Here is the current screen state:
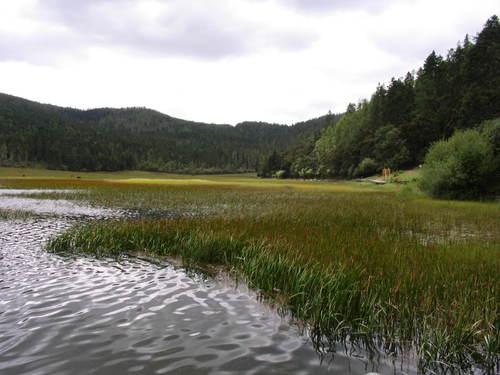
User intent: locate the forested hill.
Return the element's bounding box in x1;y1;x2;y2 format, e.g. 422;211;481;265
259;15;500;179
0;93;338;173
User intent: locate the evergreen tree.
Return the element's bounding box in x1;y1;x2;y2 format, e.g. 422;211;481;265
460;15;500;128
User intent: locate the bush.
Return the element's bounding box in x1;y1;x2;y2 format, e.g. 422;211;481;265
355;158;379;177
480;118;500;195
274;170;287;179
419;129;496;200
480;118;500;162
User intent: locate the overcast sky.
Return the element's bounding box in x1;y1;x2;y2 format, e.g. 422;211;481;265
0;0;497;124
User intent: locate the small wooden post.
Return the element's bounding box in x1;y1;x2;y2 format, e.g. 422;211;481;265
382;167;391;182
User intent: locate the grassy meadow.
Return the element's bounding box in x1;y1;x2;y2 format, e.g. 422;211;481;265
0;167;498;373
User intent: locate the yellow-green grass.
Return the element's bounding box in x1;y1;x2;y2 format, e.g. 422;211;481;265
0;166;257;180
0;166;405;195
2;167;498;372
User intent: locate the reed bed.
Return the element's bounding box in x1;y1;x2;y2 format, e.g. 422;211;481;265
0;208;36;220
44;183;500;374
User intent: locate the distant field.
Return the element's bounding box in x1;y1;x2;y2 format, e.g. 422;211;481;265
0;166;412;193
0;167;257;181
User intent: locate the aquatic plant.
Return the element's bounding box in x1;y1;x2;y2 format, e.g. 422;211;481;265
0;208;36;220
46;183;500;374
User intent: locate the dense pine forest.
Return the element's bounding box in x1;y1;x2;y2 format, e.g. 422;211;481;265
0;94;335;173
0;16;498;177
260;15;500;179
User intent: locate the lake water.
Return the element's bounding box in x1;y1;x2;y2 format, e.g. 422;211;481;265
0;189;415;375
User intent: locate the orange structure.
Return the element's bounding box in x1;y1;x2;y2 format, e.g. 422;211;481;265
382;167;391;181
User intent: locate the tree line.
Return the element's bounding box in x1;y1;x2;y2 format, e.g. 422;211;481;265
259;16;500;180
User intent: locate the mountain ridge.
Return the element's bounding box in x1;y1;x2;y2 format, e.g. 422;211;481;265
0;92;338;173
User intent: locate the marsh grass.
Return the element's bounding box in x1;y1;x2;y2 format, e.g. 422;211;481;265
0;208;36;220
3;169;498;373
42;181;500;374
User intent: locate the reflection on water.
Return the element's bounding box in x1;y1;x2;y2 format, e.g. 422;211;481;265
0;189;415;375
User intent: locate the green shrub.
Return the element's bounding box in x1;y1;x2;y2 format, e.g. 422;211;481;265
420;129;496;200
479;118;500;195
355;158;378;177
274;170;287;179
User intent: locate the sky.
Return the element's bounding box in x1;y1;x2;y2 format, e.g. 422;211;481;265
0;0;497;125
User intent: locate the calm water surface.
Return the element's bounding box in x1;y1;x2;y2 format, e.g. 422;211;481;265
0;189;415;375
